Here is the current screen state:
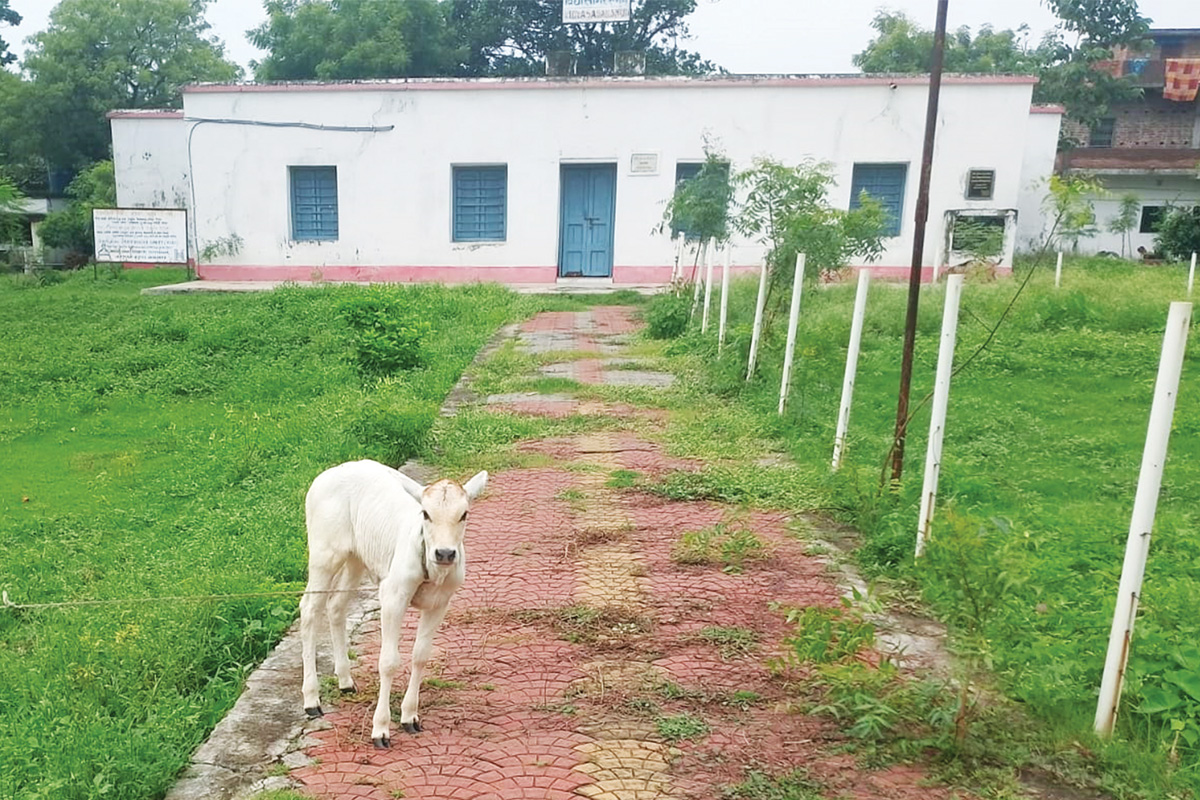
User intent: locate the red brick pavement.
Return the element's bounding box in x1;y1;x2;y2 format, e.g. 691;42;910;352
289;307;970;800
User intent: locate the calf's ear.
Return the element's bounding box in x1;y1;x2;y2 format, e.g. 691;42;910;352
396;470;425;503
464;471;489;501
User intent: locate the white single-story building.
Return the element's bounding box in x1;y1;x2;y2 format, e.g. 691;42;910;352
109;74;1062;285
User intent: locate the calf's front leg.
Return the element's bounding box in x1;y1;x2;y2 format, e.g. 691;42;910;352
371;575;418;749
399;604;450;734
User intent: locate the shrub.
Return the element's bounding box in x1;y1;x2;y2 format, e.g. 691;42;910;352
346;394;436;466
643;290;691;339
1155;207;1200;262
339;287;433;376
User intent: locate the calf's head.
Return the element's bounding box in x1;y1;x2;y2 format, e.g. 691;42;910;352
399;471;488;571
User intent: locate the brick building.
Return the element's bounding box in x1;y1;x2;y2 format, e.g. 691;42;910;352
1057;29;1200;256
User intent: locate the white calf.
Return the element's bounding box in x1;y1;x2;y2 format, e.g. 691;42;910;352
299;459;487;749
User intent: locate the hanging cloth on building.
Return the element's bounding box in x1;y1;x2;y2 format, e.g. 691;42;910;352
1163;58;1200;102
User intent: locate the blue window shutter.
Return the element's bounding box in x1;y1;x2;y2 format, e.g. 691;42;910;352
290;166;338;241
453;166;507;242
850;163;908;237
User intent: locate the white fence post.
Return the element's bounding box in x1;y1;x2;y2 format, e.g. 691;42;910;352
690;240;708;318
1094;301;1192;737
718;245;732;354
778;254;807;414
916;274;965;557
746;256;769;381
832;269;872;471
1188;251;1196;298
670;237;683;284
701;243;715;333
1055;251;1063;289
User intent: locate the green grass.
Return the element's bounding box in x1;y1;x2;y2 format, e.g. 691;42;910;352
653;256;1200;795
0;269;539;800
654;712;709;741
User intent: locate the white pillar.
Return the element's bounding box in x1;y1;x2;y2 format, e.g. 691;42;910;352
1188;252;1196;298
1094;301;1192;737
916;274;965;557
690;240;708;318
718;245;732;354
746;256;769;381
778;254;807;415
1055;251;1063;289
670;237;683;284
701;243;715;333
832;269;872;471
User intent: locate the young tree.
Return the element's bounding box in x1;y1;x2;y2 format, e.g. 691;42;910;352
660;150;733;272
1107;193;1140;258
250;0;459;80
38;160;117;261
0;0;20;67
1042;173;1104;252
20;0;240;170
734;158;887;322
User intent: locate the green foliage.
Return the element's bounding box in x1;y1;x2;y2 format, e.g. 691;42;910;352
643;291;692;340
0;171;26;246
1107;193;1141;258
338;286;434;376
660;149;733;245
1154;207;1200;263
672;522;768;573
0;271;527;799
774;602;876;666
697;626;758;659
853;11;1038;74
723;769;824;800
654;712;709;741
17;0;240;169
734;157;886;302
950;216;1005;260
38;160;117;258
251;0;719;81
1042;173;1103;251
0;0;19;67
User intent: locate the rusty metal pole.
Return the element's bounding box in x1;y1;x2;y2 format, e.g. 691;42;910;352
889;0;950;485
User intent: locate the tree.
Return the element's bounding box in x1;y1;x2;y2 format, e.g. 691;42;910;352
0;0;20;67
1155;208;1200;263
38;160;117;260
1107;193;1140;258
19;0;240;170
0;171;28;247
853;4;1150;130
249;0;719;80
447;0;717;76
1042;173;1104;252
853;12;1037;74
250;0;459;80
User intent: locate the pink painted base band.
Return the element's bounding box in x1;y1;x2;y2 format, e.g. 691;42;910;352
179;263;1011;285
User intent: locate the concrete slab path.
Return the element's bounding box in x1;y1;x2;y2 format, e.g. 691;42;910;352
169;306;962;800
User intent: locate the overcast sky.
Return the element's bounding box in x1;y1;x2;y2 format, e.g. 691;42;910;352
3;0;1195;76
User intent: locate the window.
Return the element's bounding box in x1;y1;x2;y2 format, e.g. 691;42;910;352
850;163;908;237
1139;205;1166;233
671;161;730;240
965;169;995;200
290;166;338;241
452;166;507;242
1090;118;1115;148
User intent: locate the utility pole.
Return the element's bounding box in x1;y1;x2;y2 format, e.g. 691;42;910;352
889;0;950;485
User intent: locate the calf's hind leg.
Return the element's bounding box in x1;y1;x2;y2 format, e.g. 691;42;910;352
300;561;339;717
327;558;365;694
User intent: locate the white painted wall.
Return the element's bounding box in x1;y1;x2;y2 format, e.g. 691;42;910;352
1016;109;1064;251
114;77;1055;281
109;115;190;211
1082;174;1200;258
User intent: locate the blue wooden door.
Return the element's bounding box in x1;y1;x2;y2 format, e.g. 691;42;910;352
559;165;616;278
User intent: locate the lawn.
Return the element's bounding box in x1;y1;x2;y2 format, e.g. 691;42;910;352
650;255;1200;792
0;269;545;799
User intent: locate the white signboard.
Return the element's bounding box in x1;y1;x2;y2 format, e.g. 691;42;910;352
630;153;660;175
563;0;631;23
93;208;188;264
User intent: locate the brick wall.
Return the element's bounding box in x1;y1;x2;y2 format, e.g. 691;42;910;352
1112;95;1197;147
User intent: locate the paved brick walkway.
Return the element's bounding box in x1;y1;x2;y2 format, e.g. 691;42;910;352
283;307;964;800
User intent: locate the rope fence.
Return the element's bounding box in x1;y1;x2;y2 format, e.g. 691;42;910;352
1;587;371;612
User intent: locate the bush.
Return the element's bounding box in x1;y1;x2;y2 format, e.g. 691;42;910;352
338;287;433;376
1155;207;1200;262
643;290;691;339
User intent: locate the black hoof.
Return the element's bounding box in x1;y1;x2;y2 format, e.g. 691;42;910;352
402;720;423;734
340;685;356;695
372;736;390;750
304;706;323;719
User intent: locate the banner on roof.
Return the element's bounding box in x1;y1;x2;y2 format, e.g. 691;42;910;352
93;208;188;264
563;0;631;24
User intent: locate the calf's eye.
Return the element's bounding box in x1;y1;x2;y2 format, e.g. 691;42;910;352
460;512;468;522
422;510;431;522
